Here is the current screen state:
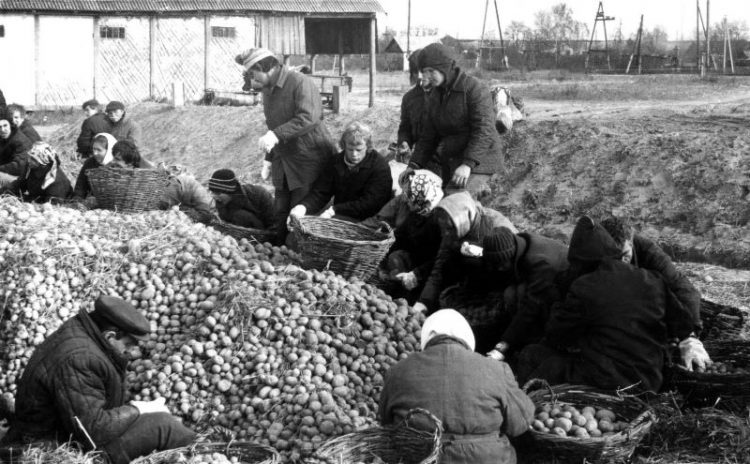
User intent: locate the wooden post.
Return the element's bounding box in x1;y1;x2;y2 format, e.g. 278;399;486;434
369;16;376;108
476;0;489;68
283;55;291;65
149;17;156;99
204;16;210;92
706;0;710;71
93;16;100;99
337;30;345;76
332;85;348;114
34;15;40;106
309;54;317;73
696;0;701;74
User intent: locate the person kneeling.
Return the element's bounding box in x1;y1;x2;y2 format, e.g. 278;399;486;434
287;121;393;224
208;168;274;229
2;296;196;464
1;142;72;203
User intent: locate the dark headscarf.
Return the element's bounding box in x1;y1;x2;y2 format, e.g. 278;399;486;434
417;43;456;81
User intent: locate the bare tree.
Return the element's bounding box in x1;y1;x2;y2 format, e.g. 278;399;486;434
533;3;589;58
506;20;532;44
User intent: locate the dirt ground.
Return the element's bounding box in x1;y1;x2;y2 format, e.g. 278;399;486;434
37;71;750;309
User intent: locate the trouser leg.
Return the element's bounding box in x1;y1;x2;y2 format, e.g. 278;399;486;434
104;413;196;464
273;176;311;247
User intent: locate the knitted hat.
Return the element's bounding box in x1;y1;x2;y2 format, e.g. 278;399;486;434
420;309;475;351
568;216;623;264
90;295;150;340
404;169;443;216
417;43;456;80
105;101;125;112
235;48;275;69
483;227;518;267
208;169;240;193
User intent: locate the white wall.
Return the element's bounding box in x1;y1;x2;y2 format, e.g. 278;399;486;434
38;16;94;106
0;15;35;105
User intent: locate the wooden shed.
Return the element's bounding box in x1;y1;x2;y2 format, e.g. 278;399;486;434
0;0;383;107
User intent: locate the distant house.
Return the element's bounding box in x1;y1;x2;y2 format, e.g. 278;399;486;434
0;0;383;106
382;30;442;71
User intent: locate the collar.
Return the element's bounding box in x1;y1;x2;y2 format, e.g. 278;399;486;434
336;149;377;174
272;65;290;90
424;334;471;351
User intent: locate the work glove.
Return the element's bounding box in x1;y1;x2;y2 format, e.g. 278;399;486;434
130;397;169;415
460;241;483;258
412;302;427;314
286;205;307;230
320;206;335;219
261;160;272;181
258;131;279;154
679;336;712;372
395;271;418;290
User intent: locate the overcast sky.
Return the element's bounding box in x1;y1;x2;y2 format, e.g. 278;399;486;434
378;0;750;41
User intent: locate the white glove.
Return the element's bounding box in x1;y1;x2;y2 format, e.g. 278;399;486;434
258;131;279;154
395;272;418;290
286;205;308;230
131;397;169;415
486;350;505;361
460;242;484;258
679;336;712;372
320;206;335;219
261;160;272;180
412;302;428;313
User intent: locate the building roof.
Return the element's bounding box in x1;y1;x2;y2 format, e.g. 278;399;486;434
0;0;384;14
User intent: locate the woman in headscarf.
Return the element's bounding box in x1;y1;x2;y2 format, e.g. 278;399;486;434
1;141;72;203
399;170;517;313
208;168;275;229
73;132;117;200
406;43;502;201
379;309;533;464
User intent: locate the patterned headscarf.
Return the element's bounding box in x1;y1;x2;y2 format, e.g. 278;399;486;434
404;169;444;216
27;142;59;189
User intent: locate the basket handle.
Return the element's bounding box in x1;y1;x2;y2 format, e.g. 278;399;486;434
522;378;557;403
376;221;393;236
402;407;443;435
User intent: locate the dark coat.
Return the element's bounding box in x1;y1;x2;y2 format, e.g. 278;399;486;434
419;192;516;309
501;233;569;348
379;336;534;464
398;85;428;149
4;162;72;203
76;113;141;157
301;149;393;220
217;183;275;229
410;69;502;180
160;174;214;223
9;311;139;448
545;259;683;392
19;120;41;143
263;66;336;191
632;234;702;334
76;113;112;157
0;129;32;176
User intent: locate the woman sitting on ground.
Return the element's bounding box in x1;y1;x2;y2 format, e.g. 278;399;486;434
0;141;72;203
8;104;41;143
73;133;117;200
287;121;393;223
208;169;274;230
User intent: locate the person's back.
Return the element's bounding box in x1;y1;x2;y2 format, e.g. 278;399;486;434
160;174;214;223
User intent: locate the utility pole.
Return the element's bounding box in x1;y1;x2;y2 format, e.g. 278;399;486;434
696;0;701;74
476;0;490;68
493;0;508;69
586;1;615;72
406;0;411;55
723;17;735;73
626;15;644;74
706;0;711;71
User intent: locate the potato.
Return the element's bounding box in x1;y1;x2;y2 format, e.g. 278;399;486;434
595;408;616;422
574;427;590;438
550;407;562;417
598;420;614;433
536;411;550;422
560;411;573;419
532;420;546;431
544;418;555;429
572;414;587;427
581;406;596;417
554;417;573;433
584;418;599;433
552;427;567;437
589;428;602;437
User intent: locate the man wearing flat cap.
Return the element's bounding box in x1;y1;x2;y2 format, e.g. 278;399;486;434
76;101;141;158
236;47;336;245
3;296;195;464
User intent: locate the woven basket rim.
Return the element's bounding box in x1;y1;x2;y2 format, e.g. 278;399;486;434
291;215;394;246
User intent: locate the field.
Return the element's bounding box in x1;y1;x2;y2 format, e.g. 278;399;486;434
5;70;749;463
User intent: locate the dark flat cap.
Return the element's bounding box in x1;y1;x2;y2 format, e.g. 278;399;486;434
91;295;150;340
105;101;125;112
81;99;100;110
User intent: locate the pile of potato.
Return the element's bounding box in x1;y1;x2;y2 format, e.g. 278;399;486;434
698;361;748;375
0;198;425;461
530;403;630;439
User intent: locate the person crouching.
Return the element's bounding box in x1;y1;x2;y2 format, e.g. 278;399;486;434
208;168;275;230
1;141;72;203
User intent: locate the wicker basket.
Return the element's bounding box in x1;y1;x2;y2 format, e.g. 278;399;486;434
699;296;746;341
665;339;750;412
86;167;169;213
210;220;276;244
438;284;506;327
289;216;395;280
131;440;279;464
521;380;655;464
315;408;442;464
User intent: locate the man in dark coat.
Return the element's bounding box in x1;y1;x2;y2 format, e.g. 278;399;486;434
380;309;534;464
76;101;140;158
290;121;392;222
8;104;41;143
208;168;275;229
517;216;697;393
408;43;502;200
0;111;32;184
76;100;109;158
237;48;336;244
3;296;196;464
396;49;430;164
482;227;569;357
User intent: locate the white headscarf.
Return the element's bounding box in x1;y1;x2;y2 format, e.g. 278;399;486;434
93;132;117;166
420;309;475;351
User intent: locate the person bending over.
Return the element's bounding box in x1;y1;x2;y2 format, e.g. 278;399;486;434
208;168;275;229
